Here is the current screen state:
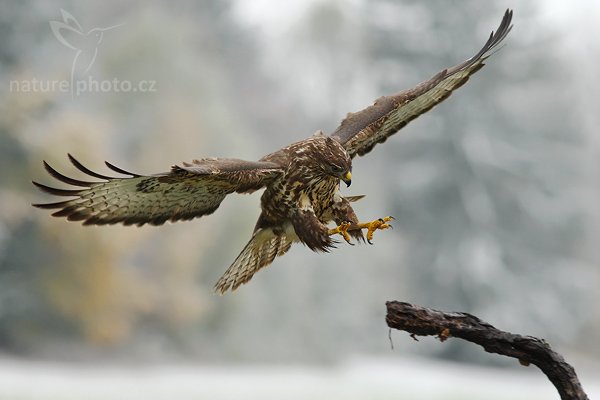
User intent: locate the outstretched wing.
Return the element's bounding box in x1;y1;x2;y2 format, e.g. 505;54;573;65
331;9;513;158
33;154;283;226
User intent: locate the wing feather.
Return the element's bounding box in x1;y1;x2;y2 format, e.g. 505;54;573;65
104;160;141;177
68;153;119;180
331;9;513;158
33;156;283;226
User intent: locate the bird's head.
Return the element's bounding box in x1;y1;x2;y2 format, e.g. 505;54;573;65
317;136;353;187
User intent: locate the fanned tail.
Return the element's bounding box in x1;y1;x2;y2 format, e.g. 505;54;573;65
214;228;293;294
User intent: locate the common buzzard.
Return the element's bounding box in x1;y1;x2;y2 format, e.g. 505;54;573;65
33;10;513;293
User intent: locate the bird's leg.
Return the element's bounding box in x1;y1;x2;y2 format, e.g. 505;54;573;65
328;222;353;245
328;216;394;245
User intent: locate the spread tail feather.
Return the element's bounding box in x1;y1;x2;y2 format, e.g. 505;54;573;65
214;228;293;294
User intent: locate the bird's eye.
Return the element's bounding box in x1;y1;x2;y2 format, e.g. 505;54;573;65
330;164;344;173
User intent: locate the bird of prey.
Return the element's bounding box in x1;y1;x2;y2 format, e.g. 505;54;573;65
33;10;513;294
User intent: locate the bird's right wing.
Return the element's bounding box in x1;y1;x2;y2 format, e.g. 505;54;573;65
33;154;283;226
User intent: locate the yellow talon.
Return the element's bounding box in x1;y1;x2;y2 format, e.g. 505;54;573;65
328;216;394;245
362;216;394;244
328;222;353;244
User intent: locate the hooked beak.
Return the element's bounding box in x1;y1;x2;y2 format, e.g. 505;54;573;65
341;171;352;187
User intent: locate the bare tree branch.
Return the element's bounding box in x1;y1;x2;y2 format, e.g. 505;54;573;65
386;301;589;400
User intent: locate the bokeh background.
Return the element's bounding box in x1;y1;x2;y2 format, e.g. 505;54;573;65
0;0;599;398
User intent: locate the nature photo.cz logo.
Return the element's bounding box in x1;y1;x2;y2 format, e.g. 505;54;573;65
9;9;157;97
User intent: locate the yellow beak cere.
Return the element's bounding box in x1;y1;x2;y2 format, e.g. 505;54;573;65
342;171;352;187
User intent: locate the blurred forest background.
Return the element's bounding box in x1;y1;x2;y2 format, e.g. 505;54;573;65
0;0;599;381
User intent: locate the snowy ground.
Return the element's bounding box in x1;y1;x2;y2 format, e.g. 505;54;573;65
0;356;598;400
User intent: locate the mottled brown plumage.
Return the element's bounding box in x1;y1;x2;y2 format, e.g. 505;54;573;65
33;10;513;293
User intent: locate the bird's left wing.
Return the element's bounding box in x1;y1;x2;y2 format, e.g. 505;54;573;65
331;9;513;158
33;154;283;226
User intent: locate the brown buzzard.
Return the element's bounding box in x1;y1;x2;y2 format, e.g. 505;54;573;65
33;10;513;293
